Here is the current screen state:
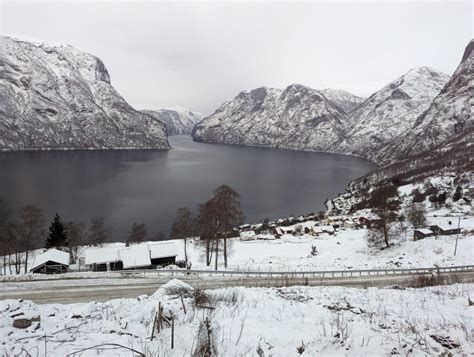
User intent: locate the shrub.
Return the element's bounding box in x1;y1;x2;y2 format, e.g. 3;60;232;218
406;274;439;288
411;188;426;203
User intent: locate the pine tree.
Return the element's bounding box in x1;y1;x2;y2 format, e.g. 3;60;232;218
45;213;67;249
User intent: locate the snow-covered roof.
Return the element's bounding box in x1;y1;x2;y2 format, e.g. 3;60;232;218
120;244;151;269
30;249;69;272
313;226;323;234
320;225;335;233
85;246;121;265
435;223;462;232
240;231;256;239
415;228;433;235
148;241;178;259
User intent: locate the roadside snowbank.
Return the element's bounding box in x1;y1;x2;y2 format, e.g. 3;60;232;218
1;282;472;356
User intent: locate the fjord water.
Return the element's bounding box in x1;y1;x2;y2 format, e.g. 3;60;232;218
0;135;375;238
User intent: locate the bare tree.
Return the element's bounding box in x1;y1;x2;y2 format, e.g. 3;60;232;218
150;232;166;241
367;208;398;249
0;199;11;275
88;217;110;246
212;185;245;268
65;222;86;264
405;204;427;229
19;205;45;273
170;208;193;264
128;223;147;244
194;200;219;268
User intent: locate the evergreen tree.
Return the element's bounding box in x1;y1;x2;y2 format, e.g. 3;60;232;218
45;213;67;249
453;185;463;202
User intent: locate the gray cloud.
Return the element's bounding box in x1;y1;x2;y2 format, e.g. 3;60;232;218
1;1;472;115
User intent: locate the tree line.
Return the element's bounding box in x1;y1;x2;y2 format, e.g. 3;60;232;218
0;184;245;273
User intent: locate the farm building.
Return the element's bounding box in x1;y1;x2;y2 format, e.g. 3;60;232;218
429;224;462;236
121;244;151;269
84;246;123;272
30;249;70;274
85;242;177;271
149;241;178;265
413;228;434;241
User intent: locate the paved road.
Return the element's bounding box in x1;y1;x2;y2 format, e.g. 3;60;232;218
1;271;473;304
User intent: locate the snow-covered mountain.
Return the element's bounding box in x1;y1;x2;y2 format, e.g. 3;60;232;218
338;67;450;164
0;36;170;150
192;84;348;152
386;40;474;161
192;65;456;165
320;89;364;113
142;108;202;135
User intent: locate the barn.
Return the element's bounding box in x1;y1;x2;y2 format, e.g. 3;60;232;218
85;241;178;271
85;246;123;272
149;241;178;266
429;224;462;236
413;228;434;241
30;249;70;274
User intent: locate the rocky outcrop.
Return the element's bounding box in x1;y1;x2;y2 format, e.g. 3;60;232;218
0;36;170;150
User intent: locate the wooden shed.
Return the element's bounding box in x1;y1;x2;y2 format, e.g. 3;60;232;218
30;249;70;274
413;228;434;241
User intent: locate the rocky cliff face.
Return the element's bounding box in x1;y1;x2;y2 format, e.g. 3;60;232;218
0;36;170;150
338;67;450;164
192;84;348;152
142;108;202;135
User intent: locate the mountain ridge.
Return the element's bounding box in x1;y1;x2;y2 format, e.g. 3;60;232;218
0;35;170;151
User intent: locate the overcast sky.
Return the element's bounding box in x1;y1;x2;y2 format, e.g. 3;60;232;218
0;1;472;115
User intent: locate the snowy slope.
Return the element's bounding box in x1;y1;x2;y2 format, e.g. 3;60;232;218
0;36;170;150
386;39;474;161
1;283;472;355
339;67;450;164
192;84;348;153
321;88;364;113
142;108;202;135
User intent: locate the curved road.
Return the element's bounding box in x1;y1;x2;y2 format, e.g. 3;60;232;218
1;271;473;304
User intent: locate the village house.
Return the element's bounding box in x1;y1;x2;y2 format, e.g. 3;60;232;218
240;230;257;241
413;228;435;241
30;249;70;274
429;224;462;236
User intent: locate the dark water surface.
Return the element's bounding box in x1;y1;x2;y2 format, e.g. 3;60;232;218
0;135;376;238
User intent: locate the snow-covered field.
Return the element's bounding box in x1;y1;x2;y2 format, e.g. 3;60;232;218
1;280;472;356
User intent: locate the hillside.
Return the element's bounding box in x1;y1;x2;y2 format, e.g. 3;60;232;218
192;84;348;153
0;36;170;150
338;67;449;164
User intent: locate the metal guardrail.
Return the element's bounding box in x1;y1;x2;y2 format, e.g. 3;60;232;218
118;264;474;279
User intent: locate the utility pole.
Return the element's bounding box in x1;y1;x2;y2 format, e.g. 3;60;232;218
454;216;461;256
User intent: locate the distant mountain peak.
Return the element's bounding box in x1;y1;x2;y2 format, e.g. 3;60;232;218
142;108;202;136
